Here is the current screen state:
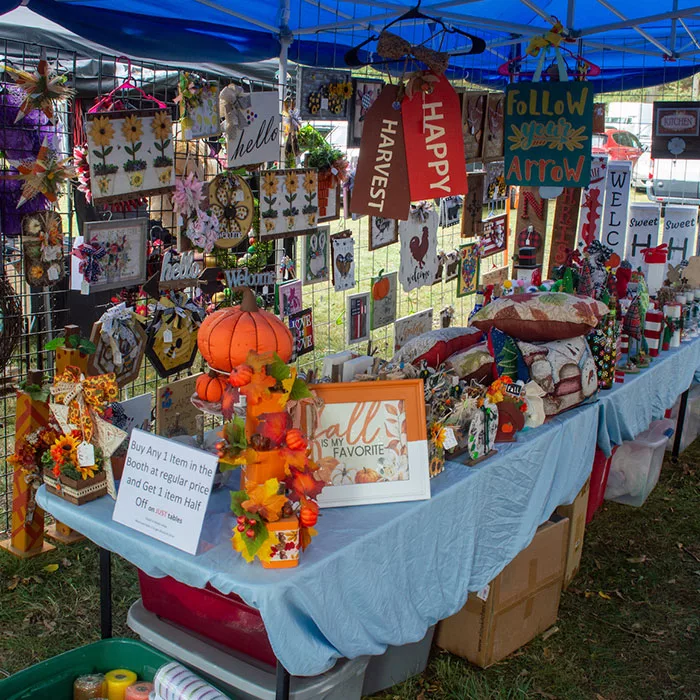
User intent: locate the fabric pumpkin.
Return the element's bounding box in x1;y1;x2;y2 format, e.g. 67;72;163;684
391;327;483;368
445;342;494;384
516;336;599;416
470;292;608;342
487;328;530;383
198;287;293;372
196;371;227;403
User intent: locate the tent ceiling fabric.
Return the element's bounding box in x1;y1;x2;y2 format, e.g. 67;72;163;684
3;0;700;90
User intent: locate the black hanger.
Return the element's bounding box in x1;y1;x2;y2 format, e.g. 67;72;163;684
344;3;486;68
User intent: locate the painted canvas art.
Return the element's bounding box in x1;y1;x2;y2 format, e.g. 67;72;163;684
369;216;399;251
394;308;433;352
331;233;355;292
398;205;439;293
277;279;303;318
348;79;383;147
370;271;397;330
156;373;202;438
302;225;330;285
457;243;480;297
260;168;318;239
347;292;370;345
87;108;175;204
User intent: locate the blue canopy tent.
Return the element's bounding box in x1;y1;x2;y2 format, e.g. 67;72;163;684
1;0;700;91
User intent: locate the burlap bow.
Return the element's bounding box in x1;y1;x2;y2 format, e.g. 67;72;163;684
410;201;433;223
377;31;449;75
51;366;118;442
286;392;325;438
220;84;252;141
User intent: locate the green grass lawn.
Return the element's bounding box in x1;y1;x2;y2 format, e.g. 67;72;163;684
1;439;698;699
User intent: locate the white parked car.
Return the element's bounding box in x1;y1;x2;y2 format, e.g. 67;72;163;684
648;157;700;205
632;149;652;191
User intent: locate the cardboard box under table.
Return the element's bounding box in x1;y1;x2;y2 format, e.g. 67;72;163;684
555;477;590;590
435;516;569;668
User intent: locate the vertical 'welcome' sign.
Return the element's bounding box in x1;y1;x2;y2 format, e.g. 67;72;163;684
505;82;593;188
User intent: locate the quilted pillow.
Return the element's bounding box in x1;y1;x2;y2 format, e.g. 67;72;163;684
470;292;608;342
445;342;494;384
516;336;599;416
392;327;484;368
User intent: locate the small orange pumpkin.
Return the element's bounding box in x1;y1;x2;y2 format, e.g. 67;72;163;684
196;371;227;403
229;364;254;387
198;287;293;373
372;273;390;301
299;503;318;528
285;428;307;451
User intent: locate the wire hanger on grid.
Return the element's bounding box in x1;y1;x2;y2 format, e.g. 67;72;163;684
344;2;486;69
89;56;167;113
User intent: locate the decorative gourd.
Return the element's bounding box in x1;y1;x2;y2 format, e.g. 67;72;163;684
196;371;227;403
299;504;318;528
285;428;307;451
198;287;293;373
372;272;389;301
229;364;253;387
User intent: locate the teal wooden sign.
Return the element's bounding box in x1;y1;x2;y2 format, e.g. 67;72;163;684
505;82;593;188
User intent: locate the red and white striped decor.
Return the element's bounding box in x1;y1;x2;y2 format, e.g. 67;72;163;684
645;308;663;356
614;369;625;384
620;333;629;356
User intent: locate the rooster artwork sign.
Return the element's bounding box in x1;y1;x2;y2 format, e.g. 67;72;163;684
398;203;439;292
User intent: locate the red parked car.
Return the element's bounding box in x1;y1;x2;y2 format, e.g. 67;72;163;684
592;129;644;164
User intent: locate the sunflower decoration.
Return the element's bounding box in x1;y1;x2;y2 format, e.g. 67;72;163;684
50;433;79;468
307;91;322;115
151;111;171;141
208;171;255;247
151;110;174;173
284;171;298;194
121;113;146;179
5;59;76;123
122;114;143;143
261;171;278;197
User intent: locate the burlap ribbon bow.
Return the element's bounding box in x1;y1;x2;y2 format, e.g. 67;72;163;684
286;393;325;438
51;366;118;442
376;31;449;75
220;84;252;141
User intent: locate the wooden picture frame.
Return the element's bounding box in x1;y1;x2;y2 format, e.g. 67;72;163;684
368;216;399;251
297;67;353;121
306;379;430;508
76;218;148;292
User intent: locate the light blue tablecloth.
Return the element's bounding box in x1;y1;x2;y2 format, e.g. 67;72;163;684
37;401;599;677
35;338;700;677
596;337;700;456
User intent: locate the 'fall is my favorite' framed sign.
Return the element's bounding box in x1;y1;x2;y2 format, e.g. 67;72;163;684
505;82;593;188
306;380;430;508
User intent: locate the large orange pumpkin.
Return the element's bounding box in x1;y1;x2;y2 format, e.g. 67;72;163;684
198;287;293;372
196;371;227;403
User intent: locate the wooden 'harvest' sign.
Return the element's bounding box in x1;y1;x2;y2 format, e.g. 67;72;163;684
505;82;593;188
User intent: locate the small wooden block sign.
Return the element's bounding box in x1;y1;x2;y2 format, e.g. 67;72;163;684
112;429;218;555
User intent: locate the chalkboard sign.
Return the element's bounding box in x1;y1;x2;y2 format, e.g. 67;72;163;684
505;82;593;188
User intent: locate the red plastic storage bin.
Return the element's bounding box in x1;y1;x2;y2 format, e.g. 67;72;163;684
586;446;617;524
137;570;276;667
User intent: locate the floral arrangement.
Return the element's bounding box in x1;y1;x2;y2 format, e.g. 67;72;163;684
305;143;349;185
40;429;105;482
176;72;218;132
172;173;220;253
215;351;325;565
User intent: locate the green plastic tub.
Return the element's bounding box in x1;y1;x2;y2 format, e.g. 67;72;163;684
0;637;231;699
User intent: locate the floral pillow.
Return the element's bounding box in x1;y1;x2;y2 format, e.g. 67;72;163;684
445;342;494;384
392;327;483;368
470;292;608;342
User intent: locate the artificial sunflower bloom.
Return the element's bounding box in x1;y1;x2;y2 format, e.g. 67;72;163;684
341;82;353;99
76;465;97;480
121;114;143;143
261;172;278;197
302;170;317;193
50;434;79;466
29;264;44;280
151;111;172;141
284;172;298;193
89;115;114;147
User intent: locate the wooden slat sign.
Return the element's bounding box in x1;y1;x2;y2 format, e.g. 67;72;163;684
351;85;410;221
505;82;593;188
402;74;468;201
625;203;661;268
600;160;632;261
577;154;608;246
651;101;700;160
515;186;549;267
462;91;487;162
461;172;484;238
663;205;698;263
547;188;582;278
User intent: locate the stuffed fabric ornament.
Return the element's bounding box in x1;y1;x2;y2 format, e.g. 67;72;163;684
487;328;529;382
616;262;632;300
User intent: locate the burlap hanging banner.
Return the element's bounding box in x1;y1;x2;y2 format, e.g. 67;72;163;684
350;85;411;221
401;74;468;201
